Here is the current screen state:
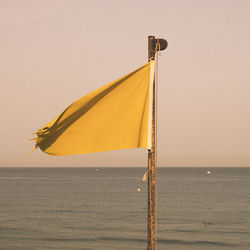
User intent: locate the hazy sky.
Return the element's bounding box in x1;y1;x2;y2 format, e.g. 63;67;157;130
0;0;249;167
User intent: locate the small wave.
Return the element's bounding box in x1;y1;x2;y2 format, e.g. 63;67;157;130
34;236;241;248
158;238;238;247
5;236;143;243
159;177;250;182
0;176;138;181
41;209;75;214
1;235;246;248
0;177;51;180
97;236;145;243
172;229;199;233
213;230;250;235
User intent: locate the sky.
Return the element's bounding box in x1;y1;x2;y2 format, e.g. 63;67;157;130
0;0;249;167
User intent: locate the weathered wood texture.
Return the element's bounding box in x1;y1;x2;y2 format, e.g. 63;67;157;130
147;35;167;250
147;35;156;250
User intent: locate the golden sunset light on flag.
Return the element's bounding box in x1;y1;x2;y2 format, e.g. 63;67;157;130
33;61;154;155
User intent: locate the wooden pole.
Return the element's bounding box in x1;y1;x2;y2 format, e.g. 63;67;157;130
147;35;156;250
147;36;168;250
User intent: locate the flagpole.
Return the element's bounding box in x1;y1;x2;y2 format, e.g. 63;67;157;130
147;35;156;250
147;36;167;250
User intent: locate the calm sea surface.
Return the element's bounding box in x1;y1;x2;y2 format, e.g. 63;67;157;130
0;167;249;250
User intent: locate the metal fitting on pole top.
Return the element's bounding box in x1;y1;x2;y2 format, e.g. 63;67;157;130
148;36;168;61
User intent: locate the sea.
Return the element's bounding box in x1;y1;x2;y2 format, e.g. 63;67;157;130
0;167;249;250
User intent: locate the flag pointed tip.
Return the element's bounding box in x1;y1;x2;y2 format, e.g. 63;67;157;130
142;170;148;182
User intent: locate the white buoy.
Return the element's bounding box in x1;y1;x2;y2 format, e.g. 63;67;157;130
207;170;211;175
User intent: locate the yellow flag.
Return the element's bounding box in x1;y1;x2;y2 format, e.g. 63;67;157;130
33;61;154;155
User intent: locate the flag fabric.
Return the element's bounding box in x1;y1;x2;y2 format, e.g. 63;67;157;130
142;170;148;182
33;61;155;156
